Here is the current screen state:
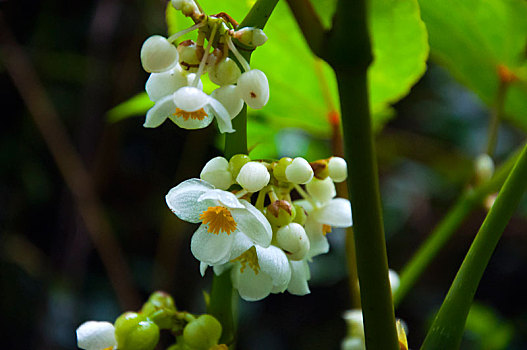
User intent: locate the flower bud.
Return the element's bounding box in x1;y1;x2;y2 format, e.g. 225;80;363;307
141;291;176;329
475;153;494;184
236;69;269;109
236;161;270;192
141;35;179;73
177;40;201;72
292;203;307;226
388;269;400;295
145;67;188;102
228;154;251;179
306;177;336;203
200;156;233;190
310;159;330;179
343;309;364;339
276;223;310;261
273;157;293;182
115;312;160;350
171;0;199;16
285;157;313;184
209;57;242;86
183;314;222;350
265;200;296;227
235;27;268;47
210;85;243;119
77;321;116;350
328;156;347;182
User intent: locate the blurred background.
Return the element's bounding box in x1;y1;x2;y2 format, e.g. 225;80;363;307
1;0;527;349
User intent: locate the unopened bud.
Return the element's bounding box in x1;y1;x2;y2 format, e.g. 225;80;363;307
236;69;269;109
171;0;200;16
183;314;222;350
285;157;313;184
306;177;336;203
276;223;310;260
475;153;494;184
140;36;179;73
77;321;116;350
310;159;329;179
211;85;243;119
141;291;176;329
235;27;268;47
273;157;293;182
236;161;270;192
328;156;348;182
209;57;242;86
177;40;201;72
114;312;160;350
292;203;307;226
200;157;233;190
228;154;251;179
265;200;296;227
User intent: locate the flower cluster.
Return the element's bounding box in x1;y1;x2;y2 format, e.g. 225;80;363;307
76;291;227;350
166;154;352;301
140;0;270;134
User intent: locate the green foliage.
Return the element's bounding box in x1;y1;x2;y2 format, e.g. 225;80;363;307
418;0;527;129
464;303;513;350
109;0;428;160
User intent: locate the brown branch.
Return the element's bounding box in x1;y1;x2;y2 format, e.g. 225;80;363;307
285;0;325;57
0;12;141;310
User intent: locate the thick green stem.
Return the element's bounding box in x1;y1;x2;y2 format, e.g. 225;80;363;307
394;150;519;306
207;269;236;345
421;143;527;350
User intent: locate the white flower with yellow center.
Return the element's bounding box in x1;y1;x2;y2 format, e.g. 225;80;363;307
295;177;352;259
76;321;116;350
166;179;272;265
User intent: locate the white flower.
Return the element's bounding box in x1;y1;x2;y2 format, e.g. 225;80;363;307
166;179;272;265
76;321;116;350
236;161;270;192
144;86;234;133
285;157;313;184
140;35;179;73
328;156;348;183
275;223;310;261
200;156;233;190
236;69;269;109
145;66;190;102
210;85;244;119
287;259;311;295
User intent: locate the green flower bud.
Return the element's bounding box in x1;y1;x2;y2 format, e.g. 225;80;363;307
115;312;160;350
141;291;176;329
273;157;293;182
292;203;307;226
177;40;201;72
310;159;330;180
265;200;296;227
228;154;251;179
276;223;310;261
183;314;222;350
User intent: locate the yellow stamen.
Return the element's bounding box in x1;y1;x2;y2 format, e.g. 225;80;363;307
231;246;260;274
173;107;208;121
397;320;408;350
322;224;332;236
199;206;237;235
103;347;114;350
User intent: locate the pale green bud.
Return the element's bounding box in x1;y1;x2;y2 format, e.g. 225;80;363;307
276;223;310;261
183;314;222;350
285;157;313;184
328;156;347;182
265;200;296;227
209;57;242;86
200;156;233;190
235;27;268;47
236;161;270;192
292;203;307;226
273;157;293;182
177;40;201;73
475;153;494;184
140;36;179;73
306;177;336;203
115;312;160;350
228;154;251;179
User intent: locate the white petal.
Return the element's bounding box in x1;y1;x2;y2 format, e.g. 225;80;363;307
304;218;329;259
210;85;243;119
313;198;352;227
256;245;291;291
207;98;235;133
213;263;231;276
306;177;336;204
191;225;235;265
287;260;311;295
140;35;179;73
236;69;269;109
200;156;233;190
77;321;116;350
228;231;255;260
166;179;214;223
294;199;315;213
146;67;189;102
231;268;273;301
144;95;175;128
173;86;209;111
197;189;244;209
200;262;209;277
231;200;272;247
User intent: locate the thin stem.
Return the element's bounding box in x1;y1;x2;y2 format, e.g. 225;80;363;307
226;36;251;72
192;23;218;87
421;143;527;349
167;22;206;43
293;184;317;207
394;150;519;306
284;0;326;57
486;80;508;156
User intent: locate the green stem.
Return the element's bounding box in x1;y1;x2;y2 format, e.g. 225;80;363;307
210;0;279;347
394;150;519;306
421;143;527;350
326;0;399;348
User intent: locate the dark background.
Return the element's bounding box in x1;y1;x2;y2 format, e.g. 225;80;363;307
1;0;527;349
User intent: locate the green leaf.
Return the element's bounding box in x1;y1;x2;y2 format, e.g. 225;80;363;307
107;92;153;123
418;0;527;129
464;303;513;350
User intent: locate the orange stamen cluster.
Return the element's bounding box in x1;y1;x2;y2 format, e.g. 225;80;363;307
200;206;237;235
231;246;260;274
322;224;332;236
173;107;208;121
